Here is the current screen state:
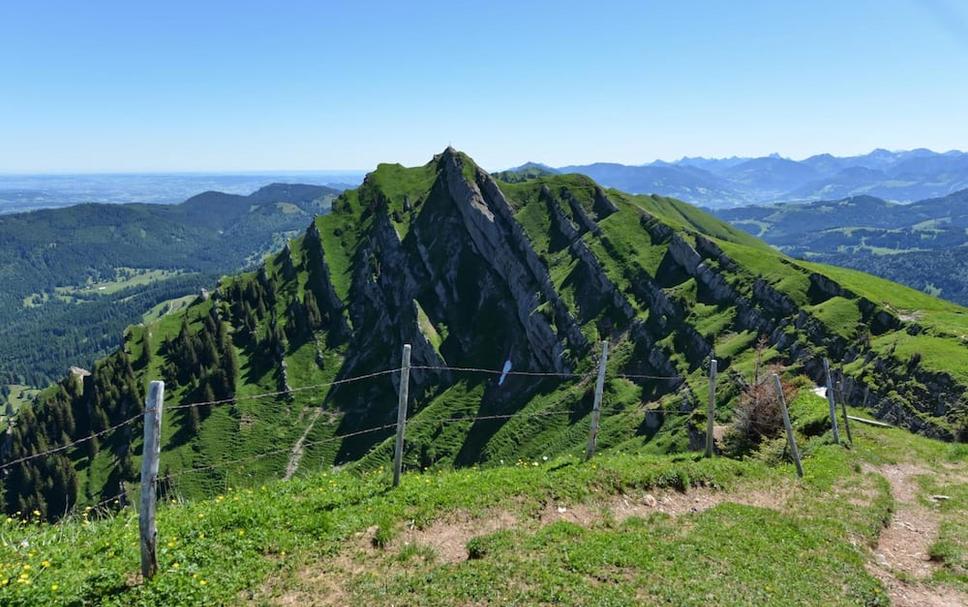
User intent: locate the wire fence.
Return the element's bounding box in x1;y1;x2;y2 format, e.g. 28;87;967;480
0;359;682;475
8;342;848;582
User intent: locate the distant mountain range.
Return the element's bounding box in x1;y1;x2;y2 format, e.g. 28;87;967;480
508;148;968;208
715;189;968;305
0;172;364;214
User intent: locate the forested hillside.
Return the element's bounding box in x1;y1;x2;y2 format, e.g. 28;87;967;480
716;190;968;305
2;149;965;522
0;184;339;388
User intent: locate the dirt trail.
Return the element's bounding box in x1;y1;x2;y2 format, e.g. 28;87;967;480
284;408;323;480
264;485;797;604
393;485;794;565
865;463;967;607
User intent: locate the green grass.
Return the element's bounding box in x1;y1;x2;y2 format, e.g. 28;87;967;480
871;332;968;384
621;191;767;250
717;241;811;306
142;294;196;323
808;296;862;339
57;268;186;297
10;402;957;606
2;385;38;411
799;260;966;317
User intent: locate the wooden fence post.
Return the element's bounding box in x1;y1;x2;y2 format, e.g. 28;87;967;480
771;374;803;478
584;341;609;461
705;358;717;457
140;380;164;580
835;371;853;445
823;359;841;445
392;344;412;488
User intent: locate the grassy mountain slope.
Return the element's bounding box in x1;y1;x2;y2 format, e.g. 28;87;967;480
2;149;966;522
490;162;558;183
1;394;966;606
0;184;339;387
715;190;968;305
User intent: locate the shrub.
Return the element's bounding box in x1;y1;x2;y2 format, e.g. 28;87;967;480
723;363;795;457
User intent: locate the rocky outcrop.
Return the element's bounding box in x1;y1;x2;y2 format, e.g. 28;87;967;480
444;151;577;371
304;221;351;342
563;190;602;236
592;186;619;219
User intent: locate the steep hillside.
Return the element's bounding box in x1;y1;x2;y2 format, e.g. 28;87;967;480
716;190;968;305
2;149;966;521
0;184;339;387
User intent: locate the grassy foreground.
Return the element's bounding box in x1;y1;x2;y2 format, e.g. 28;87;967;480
0;393;965;606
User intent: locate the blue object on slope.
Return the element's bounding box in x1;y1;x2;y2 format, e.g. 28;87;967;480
499;359;513;386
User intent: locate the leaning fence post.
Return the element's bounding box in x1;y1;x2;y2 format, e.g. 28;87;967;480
822;359;841;445
584;340;609;461
140;380;164;580
705;358;717;457
392;344;412;488
835;371;853;445
771;374;803;478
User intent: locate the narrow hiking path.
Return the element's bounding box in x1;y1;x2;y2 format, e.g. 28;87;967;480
865;463;968;607
284;408;323;480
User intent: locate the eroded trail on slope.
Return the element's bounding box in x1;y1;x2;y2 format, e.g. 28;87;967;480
865;463;967;607
284;408;323;480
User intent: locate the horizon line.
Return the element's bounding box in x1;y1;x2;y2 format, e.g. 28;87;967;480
2;146;965;176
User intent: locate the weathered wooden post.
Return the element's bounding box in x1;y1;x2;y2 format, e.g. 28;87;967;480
822;359;841;445
584;341;609;461
140;380;164;580
705;358;717;457
771;374;803;478
835;371;853;445
392;344;412;488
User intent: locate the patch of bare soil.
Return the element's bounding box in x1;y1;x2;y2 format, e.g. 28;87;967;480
540;484;793;527
260;528;378;606
398;510;521;564
261;484;796;604
865;463;968;607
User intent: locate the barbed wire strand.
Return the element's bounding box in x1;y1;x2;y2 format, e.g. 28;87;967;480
615;372;681;381
163;422;401;480
410;364;583;378
162;408;584;481
166;367;404;412
0;413;143;471
0;362;686;473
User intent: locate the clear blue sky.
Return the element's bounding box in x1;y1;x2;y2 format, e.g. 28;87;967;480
2;0;967;172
